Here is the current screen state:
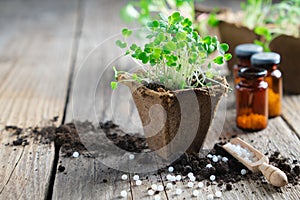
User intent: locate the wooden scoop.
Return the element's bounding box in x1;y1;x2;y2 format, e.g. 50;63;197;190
223;137;288;187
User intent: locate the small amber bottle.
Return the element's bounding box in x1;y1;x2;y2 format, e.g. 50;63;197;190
234;44;263;85
236;67;268;131
251;52;282;117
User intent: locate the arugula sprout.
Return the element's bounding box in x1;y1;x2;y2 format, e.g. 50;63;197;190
112;12;231;90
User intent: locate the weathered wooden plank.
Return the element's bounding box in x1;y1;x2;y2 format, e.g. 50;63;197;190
0;131;54;200
57;0;300;199
161;90;300;200
0;0;78;126
53;0;138;199
130;172;168;200
52;156;132;200
162;116;300;199
0;0;79;199
282;95;300;137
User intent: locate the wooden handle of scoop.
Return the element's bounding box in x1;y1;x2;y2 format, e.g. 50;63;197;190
258;162;288;187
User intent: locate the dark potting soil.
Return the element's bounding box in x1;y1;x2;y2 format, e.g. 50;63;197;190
3;120;300;188
4;119;88;157
100;121;148;153
145;82;168;92
167;144;300;188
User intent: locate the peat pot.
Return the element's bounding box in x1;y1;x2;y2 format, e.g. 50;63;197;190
218;21;259;72
119;75;228;158
270;35;300;94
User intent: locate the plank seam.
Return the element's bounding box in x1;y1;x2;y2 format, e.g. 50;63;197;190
158;172;169;200
61;0;85;125
281;115;300;140
45;0;85;199
0;147;25;195
128;174;134;200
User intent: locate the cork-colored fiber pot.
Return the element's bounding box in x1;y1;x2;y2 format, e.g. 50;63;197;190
218;21;259;72
119;75;228;158
270;35;300;94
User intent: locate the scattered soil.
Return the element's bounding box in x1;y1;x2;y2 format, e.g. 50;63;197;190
4;119;88;157
100;121;148;153
166;142;300;188
3;120;300;189
57;165;65;173
269;151;300;186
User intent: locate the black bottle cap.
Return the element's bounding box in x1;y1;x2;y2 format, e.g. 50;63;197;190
235;44;263;58
251;52;281;65
238;67;267;79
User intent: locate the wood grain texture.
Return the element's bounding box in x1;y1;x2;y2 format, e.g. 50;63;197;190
58;0;300;197
0;0;78;127
0;0;78;199
52;155;132;200
282;95;300;137
130;173;168;200
0;129;55;199
162;101;300;200
53;0;135;199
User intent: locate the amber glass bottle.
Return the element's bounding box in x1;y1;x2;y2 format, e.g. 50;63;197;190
236;68;268;131
251;52;282;117
234;44;263;85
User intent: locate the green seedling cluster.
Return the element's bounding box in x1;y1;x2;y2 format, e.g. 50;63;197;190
112;12;231;90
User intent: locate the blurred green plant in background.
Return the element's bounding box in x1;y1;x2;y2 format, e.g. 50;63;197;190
241;0;300;51
120;0;200;24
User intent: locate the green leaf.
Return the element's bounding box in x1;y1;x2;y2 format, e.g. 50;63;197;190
224;53;232;61
150;59;157;66
130;44;138;51
213;56;224;65
152;20;159;28
122;28;133;37
175;32;186;41
177;41;186;48
220;43;229;53
212;36;218;43
138;52;149;64
111;81;118;90
116;40;127;48
207;13;220;27
208;44;216;53
203;36;212;45
154;32;165;45
152;48;162;59
254;26;271;41
182;18;192;27
207;63;211;69
163;41;177;52
169;12;182;24
171;12;181;20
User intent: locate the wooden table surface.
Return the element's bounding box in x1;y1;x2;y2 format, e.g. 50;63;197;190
0;0;299;199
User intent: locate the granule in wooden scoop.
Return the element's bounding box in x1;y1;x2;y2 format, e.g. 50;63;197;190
224;143;258;163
